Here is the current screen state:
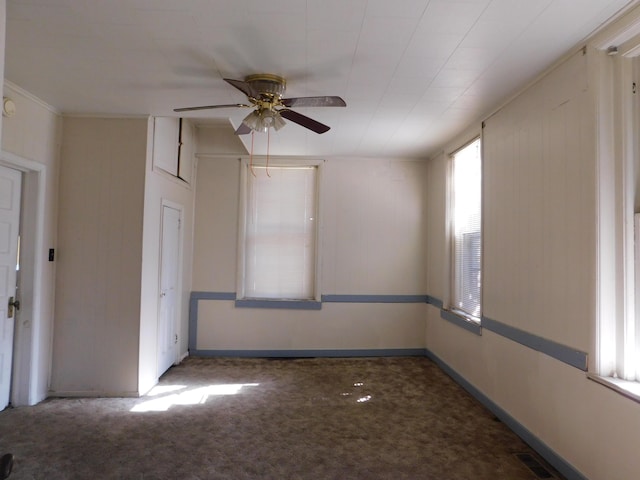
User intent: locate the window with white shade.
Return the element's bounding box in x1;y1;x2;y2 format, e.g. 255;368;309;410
450;138;482;320
239;163;319;301
593;49;640;398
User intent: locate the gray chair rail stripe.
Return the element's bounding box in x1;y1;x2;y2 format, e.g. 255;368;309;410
426;295;444;309
426;295;587;371
191;291;236;300
481;316;588;371
189;291;587;371
322;294;428;303
235;299;322;310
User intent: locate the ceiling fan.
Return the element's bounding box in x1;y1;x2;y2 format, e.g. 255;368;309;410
174;74;346;135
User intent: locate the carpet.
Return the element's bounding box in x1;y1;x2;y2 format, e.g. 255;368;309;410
0;356;561;479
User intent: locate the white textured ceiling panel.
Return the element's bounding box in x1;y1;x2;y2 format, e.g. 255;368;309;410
4;0;637;158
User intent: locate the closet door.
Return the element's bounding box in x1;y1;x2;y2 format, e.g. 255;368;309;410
157;203;181;377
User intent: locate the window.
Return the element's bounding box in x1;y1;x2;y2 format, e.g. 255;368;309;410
238;163;319;301
450;138;482;320
593;39;640;398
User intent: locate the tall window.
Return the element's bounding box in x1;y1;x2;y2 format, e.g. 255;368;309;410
240;164;318;300
595;50;640;391
451;138;482;320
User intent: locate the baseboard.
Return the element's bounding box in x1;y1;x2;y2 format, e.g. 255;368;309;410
190;348;428;358
424;349;588;480
48;390;140;398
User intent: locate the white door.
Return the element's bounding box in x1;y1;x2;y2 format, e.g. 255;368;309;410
0;165;21;410
157;204;181;377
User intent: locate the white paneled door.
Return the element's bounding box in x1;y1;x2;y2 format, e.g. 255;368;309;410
157;204;181;377
0;165;21;411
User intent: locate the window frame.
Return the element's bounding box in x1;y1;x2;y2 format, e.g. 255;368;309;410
446;136;483;324
592;24;640;400
236;158;323;305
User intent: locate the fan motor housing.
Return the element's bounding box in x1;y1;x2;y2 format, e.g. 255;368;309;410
245;74;286;100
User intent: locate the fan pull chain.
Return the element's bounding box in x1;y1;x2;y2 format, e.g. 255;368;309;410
266;128;271;177
250;131;256;177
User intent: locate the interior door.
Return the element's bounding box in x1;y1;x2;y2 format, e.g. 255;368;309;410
0;165;21;410
157;204;181;377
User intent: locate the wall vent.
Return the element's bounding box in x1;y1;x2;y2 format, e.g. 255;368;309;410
514;453;555;479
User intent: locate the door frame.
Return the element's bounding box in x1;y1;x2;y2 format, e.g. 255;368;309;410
0;149;48;406
157;198;184;377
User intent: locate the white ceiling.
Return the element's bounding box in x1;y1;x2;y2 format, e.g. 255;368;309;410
5;0;636;158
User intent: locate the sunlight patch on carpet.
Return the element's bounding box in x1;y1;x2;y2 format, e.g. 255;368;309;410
131;383;260;412
146;385;187;396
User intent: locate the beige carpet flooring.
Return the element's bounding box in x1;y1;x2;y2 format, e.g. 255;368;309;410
0;356;563;479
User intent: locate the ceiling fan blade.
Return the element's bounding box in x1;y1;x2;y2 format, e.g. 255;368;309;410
281;96;346;108
224;78;259;98
279;109;331;134
235;123;252;135
174;103;249;112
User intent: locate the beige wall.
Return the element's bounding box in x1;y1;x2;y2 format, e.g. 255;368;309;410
1;82;61;405
322;158;428;296
5;111;196;398
0;1;5;141
52;117;147;396
482;50;593;349
425;47;640;480
138;118;195;394
192;124;428;352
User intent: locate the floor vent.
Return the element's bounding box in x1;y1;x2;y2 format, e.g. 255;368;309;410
515;453;555;479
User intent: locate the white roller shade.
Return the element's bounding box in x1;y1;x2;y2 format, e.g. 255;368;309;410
244;165;318;299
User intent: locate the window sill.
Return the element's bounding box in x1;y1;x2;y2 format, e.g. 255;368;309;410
440;309;482;335
587;373;640;404
235;298;322;310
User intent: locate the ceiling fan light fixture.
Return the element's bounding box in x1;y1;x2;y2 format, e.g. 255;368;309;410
272;113;286;131
242;110;262;131
261;109;286;131
242;108;286;133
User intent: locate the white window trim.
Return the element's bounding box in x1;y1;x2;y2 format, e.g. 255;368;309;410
445;136;483;324
592;15;640;401
236;157;324;303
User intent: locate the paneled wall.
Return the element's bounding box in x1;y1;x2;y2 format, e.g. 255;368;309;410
483;50;593;349
322;159;428;296
425;48;640;480
191;126;428;353
51;117;196;396
1;82;61;405
138;118;196;394
52;117;147;396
